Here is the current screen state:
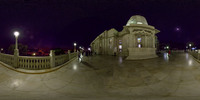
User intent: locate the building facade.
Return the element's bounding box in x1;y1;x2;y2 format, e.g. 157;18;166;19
90;15;160;60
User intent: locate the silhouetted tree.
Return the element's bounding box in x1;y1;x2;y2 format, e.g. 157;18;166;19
8;44;28;55
54;48;65;55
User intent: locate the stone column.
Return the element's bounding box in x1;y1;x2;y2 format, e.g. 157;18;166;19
68;50;71;60
50;50;55;68
132;33;136;47
14;49;19;68
150;36;152;48
142;35;145;48
145;35;147;48
152;34;155;48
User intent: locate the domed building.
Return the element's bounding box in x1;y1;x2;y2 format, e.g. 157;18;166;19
90;15;160;60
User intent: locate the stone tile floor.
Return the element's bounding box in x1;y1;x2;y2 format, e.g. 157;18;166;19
0;53;200;100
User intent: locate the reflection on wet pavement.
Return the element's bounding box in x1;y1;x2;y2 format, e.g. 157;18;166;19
0;53;200;100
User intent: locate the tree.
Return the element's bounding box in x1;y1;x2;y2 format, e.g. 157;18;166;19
8;44;28;55
54;48;65;55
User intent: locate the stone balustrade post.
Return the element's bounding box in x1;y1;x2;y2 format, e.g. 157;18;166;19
68;50;71;60
14;49;19;68
50;50;55;68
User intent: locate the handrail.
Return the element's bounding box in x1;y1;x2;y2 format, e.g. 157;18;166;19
0;51;77;70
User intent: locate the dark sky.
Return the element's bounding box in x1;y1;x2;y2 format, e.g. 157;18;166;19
0;0;200;49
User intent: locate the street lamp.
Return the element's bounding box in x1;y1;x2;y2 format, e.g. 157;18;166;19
189;44;192;51
74;42;77;52
14;31;20;56
0;48;3;53
166;46;169;49
189;44;192;47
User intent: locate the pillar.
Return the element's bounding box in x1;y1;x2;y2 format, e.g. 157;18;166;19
68;50;71;60
142;35;145;48
145;35;147;48
131;33;136;48
14;49;19;68
152;34;155;48
50;50;55;68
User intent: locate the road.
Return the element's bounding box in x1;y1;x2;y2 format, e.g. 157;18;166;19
0;52;200;100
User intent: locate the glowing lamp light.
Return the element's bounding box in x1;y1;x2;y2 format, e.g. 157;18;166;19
138;44;141;48
74;43;77;46
88;48;91;51
32;53;36;56
176;27;180;31
189;44;192;47
14;31;20;37
119;45;122;49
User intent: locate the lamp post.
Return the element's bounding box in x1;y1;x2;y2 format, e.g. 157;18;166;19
189;44;192;51
14;31;19;56
0;48;3;53
74;42;77;52
166;46;169;50
13;31;19;68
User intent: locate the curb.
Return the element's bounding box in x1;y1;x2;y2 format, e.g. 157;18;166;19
0;57;77;74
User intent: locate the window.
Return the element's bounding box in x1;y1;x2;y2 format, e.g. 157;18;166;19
137;38;141;43
137;22;143;24
138;44;141;48
119;40;122;44
119;45;122;49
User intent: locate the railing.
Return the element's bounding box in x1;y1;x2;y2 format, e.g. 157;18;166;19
18;56;50;70
0;51;77;70
0;53;14;66
70;52;77;58
189;51;200;60
55;54;69;67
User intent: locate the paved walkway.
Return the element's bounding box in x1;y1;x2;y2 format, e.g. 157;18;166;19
0;53;200;100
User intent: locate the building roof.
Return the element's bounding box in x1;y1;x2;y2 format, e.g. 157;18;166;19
126;15;148;26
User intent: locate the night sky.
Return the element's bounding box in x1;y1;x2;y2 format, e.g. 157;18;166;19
0;0;200;49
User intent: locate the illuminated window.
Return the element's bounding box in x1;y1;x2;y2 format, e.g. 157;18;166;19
119;40;122;44
119;45;122;49
138;44;141;48
137;22;143;24
137;38;141;43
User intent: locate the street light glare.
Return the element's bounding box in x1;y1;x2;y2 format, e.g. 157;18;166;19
14;31;19;37
74;43;77;46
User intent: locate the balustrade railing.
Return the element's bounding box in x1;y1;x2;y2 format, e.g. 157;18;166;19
0;53;14;66
70;52;77;58
189;51;200;60
0;51;77;70
18;56;50;70
55;54;69;67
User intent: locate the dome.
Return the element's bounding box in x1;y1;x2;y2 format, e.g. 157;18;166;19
126;15;148;26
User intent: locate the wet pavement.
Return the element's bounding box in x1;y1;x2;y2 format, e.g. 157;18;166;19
0;52;200;100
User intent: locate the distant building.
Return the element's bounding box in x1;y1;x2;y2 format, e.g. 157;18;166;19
90;15;160;60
